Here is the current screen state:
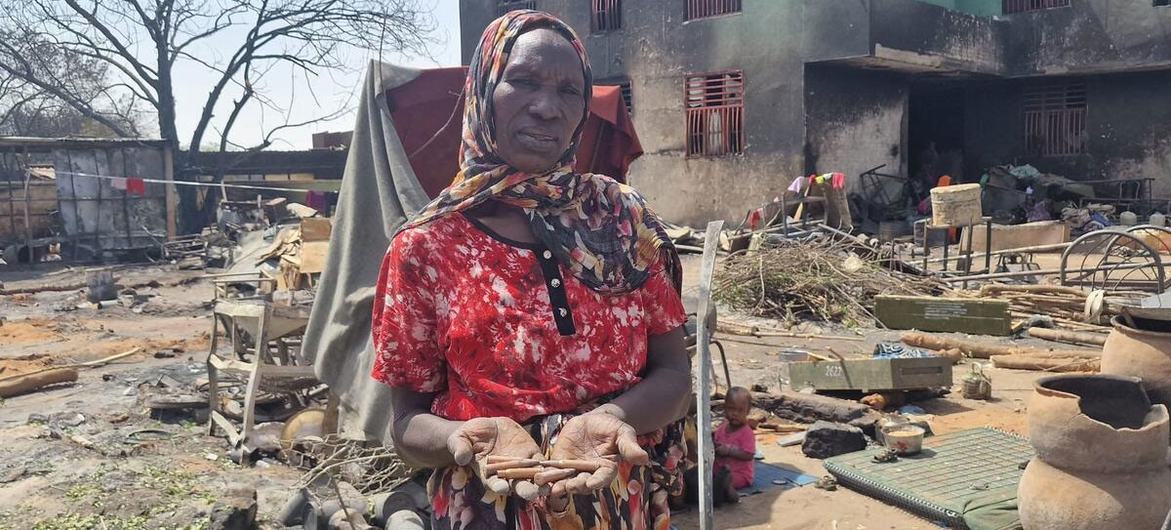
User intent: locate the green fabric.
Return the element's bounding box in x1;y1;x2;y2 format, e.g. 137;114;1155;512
961;489;1023;530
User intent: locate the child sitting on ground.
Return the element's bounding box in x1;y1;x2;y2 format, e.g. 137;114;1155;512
681;387;757;507
714;386;756;502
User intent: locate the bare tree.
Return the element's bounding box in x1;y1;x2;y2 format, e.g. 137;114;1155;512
0;33;144;137
0;0;434;153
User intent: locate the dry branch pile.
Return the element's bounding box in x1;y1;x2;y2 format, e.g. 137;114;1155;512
714;238;949;326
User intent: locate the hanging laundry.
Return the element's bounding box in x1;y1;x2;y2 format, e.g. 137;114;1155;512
747;207;764;230
830;172;846;190
305;190;327;211
126;177;146;196
112;177;128;191
787;176;805;193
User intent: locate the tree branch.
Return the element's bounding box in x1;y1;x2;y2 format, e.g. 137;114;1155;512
60;0;160;83
0;61;134;137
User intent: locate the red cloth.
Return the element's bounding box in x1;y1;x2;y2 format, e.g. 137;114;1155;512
126;177;146;196
370;213;686;422
574;84;643;180
715;421;756;489
385;67;643;200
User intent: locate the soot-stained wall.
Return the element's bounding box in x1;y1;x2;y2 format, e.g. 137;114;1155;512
460;0;807;225
1004;0;1171;75
460;0;1171;225
805;64;908;196
962;70;1171;194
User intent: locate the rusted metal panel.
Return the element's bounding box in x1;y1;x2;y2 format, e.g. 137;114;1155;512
46;144;168;253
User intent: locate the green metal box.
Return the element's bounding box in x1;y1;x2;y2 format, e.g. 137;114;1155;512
875;295;1012;336
787;356;954;392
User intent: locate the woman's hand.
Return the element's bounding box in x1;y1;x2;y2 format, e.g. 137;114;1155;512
546;412;649;496
447;416;543;465
447;417;545;499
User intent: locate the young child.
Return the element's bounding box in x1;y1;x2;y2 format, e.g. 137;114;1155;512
714;386;756;501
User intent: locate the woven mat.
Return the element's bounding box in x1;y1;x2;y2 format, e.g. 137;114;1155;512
824;428;1033;528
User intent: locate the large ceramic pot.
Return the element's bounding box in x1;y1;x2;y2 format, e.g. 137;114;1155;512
1102;316;1171;409
1019;374;1171;530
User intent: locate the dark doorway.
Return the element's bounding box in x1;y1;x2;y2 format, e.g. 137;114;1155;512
909;84;966;191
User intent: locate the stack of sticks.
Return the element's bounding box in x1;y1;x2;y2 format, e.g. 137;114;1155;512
478;455;615;500
961;284;1128;332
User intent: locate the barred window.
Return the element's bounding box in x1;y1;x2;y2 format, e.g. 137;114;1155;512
1003;0;1070;14
592;0;622;32
618;82;632;114
497;0;536;17
686;0;742;21
685;71;744;157
1024;80;1087;157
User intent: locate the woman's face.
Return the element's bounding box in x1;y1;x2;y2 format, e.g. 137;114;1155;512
491;28;586;174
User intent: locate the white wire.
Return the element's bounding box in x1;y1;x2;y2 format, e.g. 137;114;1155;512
52;169;337;194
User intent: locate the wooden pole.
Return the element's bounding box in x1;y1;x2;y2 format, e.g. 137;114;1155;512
923;242;1072;265
695;220;723;530
901;332;1100;359
1026;327;1108;347
163;145;177;241
0;347;143;384
22;167;32;266
990;355;1100;372
0;368;78;398
942;261;1161;283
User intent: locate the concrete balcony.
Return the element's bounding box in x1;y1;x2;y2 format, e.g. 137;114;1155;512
802;0;1008;77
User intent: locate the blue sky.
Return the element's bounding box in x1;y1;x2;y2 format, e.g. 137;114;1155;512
169;0;462;150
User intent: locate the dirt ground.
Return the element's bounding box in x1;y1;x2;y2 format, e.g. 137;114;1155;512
0;259;1055;529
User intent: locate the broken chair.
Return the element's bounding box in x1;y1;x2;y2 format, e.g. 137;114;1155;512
205;299;319;456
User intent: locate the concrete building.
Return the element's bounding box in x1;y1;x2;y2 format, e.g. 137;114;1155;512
460;0;1171;226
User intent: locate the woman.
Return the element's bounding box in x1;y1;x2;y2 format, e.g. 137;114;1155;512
372;10;691;530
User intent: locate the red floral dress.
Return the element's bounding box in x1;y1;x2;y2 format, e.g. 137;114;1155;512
372;213;687;530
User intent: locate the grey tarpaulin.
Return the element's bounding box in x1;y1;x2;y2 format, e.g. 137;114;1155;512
300;60;432;441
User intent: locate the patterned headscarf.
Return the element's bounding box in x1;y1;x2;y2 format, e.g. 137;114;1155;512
403;10;679;295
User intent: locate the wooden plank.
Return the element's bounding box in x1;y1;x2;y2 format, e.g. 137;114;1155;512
875;295;1012;336
163;146;176;240
297;241;329;274
695;220;723;530
299;217;332;242
788;356;953;392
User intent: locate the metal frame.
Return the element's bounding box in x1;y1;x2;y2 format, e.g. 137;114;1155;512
684;70;745;158
591;0;622;32
685;0;742;20
1003;0;1071;14
1023;79;1087;156
1059;229;1168;292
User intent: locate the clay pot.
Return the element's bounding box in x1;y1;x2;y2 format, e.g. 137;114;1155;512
1102;316;1171;409
1019;374;1171;530
1027;374;1169;471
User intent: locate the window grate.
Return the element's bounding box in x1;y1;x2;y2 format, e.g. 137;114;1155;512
592;0;622;32
618;83;632;115
1003;0;1070;14
497;0;536;17
685;71;745;157
1024;81;1087;157
686;0;742;21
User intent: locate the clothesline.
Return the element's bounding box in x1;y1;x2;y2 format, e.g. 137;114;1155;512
52;170;339;194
